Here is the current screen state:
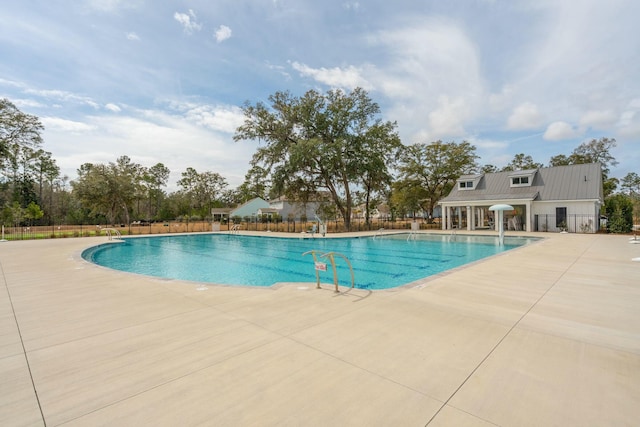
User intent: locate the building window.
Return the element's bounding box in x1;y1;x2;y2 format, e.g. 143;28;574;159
510;175;532;187
512;176;528;185
459;181;474;189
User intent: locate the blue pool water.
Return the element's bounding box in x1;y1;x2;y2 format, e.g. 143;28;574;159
82;233;535;290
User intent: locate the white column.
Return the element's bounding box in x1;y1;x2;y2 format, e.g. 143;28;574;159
440;206;449;230
467;206;472;230
472;206;477;230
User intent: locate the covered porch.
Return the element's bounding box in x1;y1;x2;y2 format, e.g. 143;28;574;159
440;199;534;232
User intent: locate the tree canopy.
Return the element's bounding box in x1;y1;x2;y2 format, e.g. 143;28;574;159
177;167;228;218
549;137;619;196
1;95;637;230
234;87;401;230
1;99;59;225
620;172;640;197
72;156;144;225
394;140;479;220
0;98;43;170
500;153;543;171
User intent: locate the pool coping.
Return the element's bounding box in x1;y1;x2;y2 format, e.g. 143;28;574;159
77;230;543;292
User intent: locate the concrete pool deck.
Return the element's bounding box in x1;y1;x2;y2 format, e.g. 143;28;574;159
1;231;639;426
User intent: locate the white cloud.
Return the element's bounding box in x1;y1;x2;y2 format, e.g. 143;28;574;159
618;111;637;125
86;0;128;12
507;102;543;130
543;121;581;140
358;19;484;142
343;2;360;11
4;1;638;183
503;1;640;140
370;20;483;100
22;87;99;108
629;98;640;109
471;137;509;150
43;107;255;189
105;103;121;112
579;109;617;130
465;136;511;169
290;61;372;90
265;62;291;80
41;117;96;133
169;101;245;133
174;10;202;34
488;85;515;113
214;25;232;43
11;98;46;109
617;108;640;138
427;95;470;139
0;78;25;89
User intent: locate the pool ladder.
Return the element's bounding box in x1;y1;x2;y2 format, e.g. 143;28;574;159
408;221;419;240
302;250;355;293
103;228;122;240
449;227;457;242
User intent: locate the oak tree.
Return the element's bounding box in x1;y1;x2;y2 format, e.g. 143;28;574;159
234;87;400;231
395;140;479;220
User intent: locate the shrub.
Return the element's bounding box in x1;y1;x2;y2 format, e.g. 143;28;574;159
604;194;633;233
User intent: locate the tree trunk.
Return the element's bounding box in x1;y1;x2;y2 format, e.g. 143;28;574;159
365;184;371;229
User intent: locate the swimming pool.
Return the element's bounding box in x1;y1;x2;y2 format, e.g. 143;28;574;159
82;233;536;290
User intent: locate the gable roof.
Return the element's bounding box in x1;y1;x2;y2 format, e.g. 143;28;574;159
230;197;270;217
441;163;603;204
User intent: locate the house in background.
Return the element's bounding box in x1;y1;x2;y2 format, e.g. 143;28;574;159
267;195;328;221
211;198;270;227
438;163;604;233
213;196;325;225
230;197;270;219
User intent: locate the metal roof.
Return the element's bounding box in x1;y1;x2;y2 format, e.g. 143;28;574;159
441;163;603;204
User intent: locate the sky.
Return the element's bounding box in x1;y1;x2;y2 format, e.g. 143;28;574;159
1;0;639;191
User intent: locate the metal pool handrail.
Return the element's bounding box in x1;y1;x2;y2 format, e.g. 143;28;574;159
302;250;323;289
302;250;355;293
102;228;122;240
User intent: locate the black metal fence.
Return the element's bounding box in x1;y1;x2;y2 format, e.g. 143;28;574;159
237;217;441;233
0;218;443;241
2;214;611;240
533;214;602;233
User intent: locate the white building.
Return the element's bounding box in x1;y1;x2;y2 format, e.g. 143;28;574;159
439;163;604;233
267;195;326;221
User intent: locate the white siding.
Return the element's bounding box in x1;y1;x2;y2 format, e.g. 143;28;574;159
531;200;597;216
272;201;322;220
531;200;600;233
